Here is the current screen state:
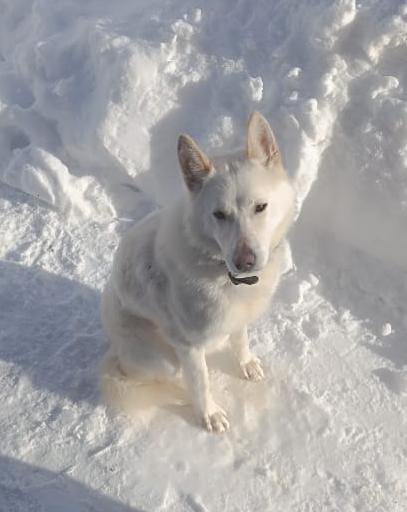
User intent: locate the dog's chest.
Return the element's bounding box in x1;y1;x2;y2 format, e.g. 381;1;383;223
224;281;272;329
173;272;276;340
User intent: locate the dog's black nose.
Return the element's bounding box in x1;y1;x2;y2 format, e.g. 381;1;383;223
233;246;256;272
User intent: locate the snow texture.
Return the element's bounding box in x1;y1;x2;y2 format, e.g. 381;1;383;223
0;0;406;510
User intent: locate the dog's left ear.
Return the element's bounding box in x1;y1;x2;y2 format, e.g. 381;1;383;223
246;111;280;166
178;134;212;193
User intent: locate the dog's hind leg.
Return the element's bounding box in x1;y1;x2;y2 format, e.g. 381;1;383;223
101;286;180;382
110;321;180;383
99;318;183;414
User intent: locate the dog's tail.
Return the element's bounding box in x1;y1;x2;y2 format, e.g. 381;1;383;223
98;350;187;417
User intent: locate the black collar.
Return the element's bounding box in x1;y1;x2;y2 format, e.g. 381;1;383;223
228;272;259;286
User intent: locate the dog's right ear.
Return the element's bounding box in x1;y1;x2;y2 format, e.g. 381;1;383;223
177;134;212;193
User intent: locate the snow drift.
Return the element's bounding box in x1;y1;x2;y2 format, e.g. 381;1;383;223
1;0;404;224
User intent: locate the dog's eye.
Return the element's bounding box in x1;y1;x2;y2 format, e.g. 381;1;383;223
213;210;226;220
255;203;268;213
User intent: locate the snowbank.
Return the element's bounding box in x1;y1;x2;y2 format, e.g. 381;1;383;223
2;0;404;227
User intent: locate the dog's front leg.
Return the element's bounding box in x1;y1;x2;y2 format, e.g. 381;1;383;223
230;327;264;381
176;346;229;433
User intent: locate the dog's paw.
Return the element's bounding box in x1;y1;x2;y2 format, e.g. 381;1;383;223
202;406;229;433
241;358;264;381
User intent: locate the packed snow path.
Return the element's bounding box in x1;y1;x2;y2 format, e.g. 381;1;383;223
1;0;407;510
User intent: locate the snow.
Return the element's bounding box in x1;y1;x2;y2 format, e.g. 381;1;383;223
382;323;393;337
0;0;407;510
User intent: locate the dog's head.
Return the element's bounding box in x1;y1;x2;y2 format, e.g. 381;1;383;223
178;112;295;276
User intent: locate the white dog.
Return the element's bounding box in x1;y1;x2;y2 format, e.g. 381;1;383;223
101;112;295;432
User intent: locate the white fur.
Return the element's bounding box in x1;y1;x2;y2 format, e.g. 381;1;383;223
100;112;296;432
